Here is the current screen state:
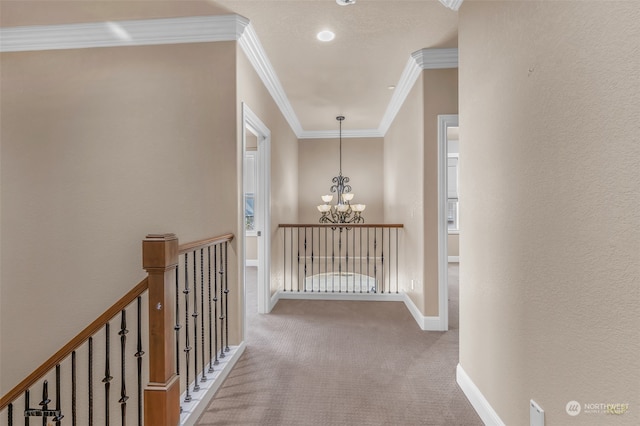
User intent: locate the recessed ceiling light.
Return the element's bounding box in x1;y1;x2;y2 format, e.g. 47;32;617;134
317;30;335;42
336;0;356;5
388;85;396;90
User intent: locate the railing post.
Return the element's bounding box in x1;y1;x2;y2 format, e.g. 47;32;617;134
142;234;180;426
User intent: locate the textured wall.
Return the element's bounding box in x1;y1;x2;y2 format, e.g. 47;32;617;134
0;42;239;393
459;1;640;425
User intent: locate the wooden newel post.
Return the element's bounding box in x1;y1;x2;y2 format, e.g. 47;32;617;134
142;234;180;426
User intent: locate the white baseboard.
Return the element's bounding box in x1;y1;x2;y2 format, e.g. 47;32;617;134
402;293;447;331
456;363;505;426
448;256;459;263
180;342;247;426
277;290;404;302
245;259;258;267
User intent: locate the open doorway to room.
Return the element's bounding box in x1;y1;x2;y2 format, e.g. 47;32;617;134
242;104;271;335
437;114;458;331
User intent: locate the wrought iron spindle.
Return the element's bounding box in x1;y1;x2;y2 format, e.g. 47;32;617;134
303;227;308;292
40;381;50;426
359;227;363;293
103;323;112;426
201;248;207;382
219;245;226;359
311;226;315;291
324;226;328;292
283;229;287;292
54;365;63;425
7;402;12;426
135;296;144;426
118;310;129;425
192;250;200;393
290;228;293;292
332;228;335;292
374;228;378;293
207;246;215;373
396;228;399;293
88;337;93;426
183;253;192;402
224;242;230;353
296;227;300;292
174;267;181;376
345;227;349;292
72;351;77;426
213;245;219;366
338;227;343;292
25;390;29;426
381;227;385;293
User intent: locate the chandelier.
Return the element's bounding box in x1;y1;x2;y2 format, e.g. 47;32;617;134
317;116;366;224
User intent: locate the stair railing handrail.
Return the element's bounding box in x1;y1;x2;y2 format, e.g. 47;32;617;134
0;277;149;410
178;232;234;254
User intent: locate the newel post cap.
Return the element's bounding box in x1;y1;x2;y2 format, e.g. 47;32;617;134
143;233;178;271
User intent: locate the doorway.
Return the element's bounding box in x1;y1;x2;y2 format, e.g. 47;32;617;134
437;114;459;331
242;104;271;325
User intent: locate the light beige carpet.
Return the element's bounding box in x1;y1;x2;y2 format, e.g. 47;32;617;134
196;265;481;426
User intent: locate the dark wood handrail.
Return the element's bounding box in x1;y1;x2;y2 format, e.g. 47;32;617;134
0;277;149;410
279;224;404;228
178;233;234;255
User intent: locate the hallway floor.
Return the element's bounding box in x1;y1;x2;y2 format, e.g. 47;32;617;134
195;265;480;425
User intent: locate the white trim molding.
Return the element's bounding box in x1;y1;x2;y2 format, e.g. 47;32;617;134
456;364;506;426
0;14;248;52
378;48;459;136
402;292;447;331
439;0;465;12
448;256;460;263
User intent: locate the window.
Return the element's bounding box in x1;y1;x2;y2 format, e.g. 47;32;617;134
447;154;459;233
244;151;257;235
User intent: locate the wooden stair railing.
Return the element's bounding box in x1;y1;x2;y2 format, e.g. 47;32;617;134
1;231;235;426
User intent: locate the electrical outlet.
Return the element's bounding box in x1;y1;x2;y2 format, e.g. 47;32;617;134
530;400;544;426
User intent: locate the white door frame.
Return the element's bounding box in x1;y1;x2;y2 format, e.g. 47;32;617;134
437;114;458;331
242;103;271;315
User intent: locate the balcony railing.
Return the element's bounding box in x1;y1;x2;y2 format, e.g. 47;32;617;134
0;232;238;426
279;224;403;296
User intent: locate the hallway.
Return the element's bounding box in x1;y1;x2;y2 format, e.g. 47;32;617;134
195;265;480;425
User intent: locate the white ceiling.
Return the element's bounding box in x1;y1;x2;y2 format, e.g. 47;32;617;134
216;0;459;132
0;0;459;133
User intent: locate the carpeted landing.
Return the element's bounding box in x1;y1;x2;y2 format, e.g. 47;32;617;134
195;265;481;426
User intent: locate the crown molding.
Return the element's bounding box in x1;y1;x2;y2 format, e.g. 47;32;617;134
377;48;458;136
299;129;385;139
238;23;304;137
439;0;464;12
0;15;248;52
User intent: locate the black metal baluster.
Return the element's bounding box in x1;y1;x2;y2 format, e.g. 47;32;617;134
310;226;315;291
359;227;363;293
103;324;112;426
338;227;343;293
7;402;12;426
119;310;129;425
331;228;335;292
174;267;181;377
39;381;50;426
296;227;300;292
381;227;385;293
54;365;63;425
353;226;356;292
207;246;214;373
135;296;144;426
24;390;29;426
374;228;378;293
224;241;230;353
303;227;308;292
219;245;226;359
192;250;200;393
290;228;293;292
213;245;219;366
183;253;192;402
199;249;207;382
324;227;328;292
345;227;349;292
283;229;287;292
88;337;93;426
72;351;77;426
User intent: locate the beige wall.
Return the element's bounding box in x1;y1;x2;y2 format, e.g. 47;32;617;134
384;79;425;310
459;1;640;425
423;69;459;315
236;46;299;295
448;234;459;257
0;42;240;393
298;137;384;224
